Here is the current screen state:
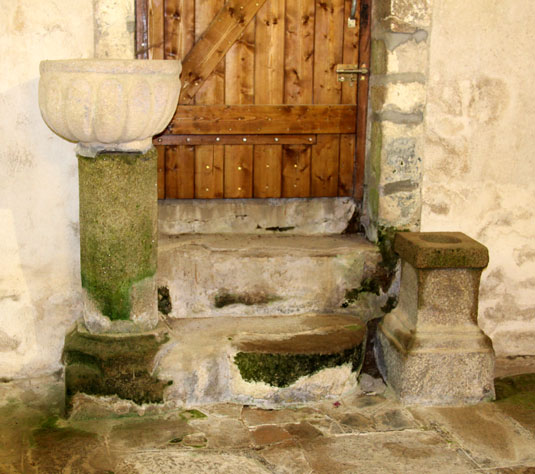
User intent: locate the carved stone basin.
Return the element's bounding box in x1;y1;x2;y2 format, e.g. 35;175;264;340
38;59;181;156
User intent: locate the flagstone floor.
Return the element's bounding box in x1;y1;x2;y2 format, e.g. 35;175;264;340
0;356;534;474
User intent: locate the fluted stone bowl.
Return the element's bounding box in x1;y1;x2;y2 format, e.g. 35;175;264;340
39;59;181;156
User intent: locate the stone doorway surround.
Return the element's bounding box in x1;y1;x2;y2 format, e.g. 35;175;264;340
93;0;432;237
363;0;431;239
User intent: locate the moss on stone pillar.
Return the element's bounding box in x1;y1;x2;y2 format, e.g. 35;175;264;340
78;148;158;332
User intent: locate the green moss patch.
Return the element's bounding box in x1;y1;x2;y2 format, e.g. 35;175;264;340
78;150;157;321
63;326;170;409
179;409;207;421
234;343;365;388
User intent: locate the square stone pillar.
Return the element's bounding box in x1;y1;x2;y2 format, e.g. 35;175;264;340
376;232;495;405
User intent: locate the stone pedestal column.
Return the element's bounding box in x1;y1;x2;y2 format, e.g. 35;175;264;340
78;148;158;333
376;232;495;405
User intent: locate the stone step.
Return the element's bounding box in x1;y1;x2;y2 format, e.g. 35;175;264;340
157;233;381;319
158;197;356;235
158;313;368;407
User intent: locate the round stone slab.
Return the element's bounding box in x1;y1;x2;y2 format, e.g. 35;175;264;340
394;232;489;269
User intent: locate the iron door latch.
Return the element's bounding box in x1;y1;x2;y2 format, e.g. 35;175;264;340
336;64;369;85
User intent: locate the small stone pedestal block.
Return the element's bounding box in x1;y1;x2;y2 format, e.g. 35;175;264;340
376;232;495;405
78;148;158;334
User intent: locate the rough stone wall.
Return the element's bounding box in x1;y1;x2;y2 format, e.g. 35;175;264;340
421;0;535;356
0;1;93;378
94;0;136;59
364;0;432;237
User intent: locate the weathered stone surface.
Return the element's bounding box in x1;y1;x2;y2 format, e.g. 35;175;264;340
373;37;429;75
116;452;271;474
159;314;367;406
6;379;535;473
159;197;357;235
241;406;322;427
38;59;181;155
94;0;135;59
251;425;292;446
377;233;494;405
377;329;495;405
365;120;424;232
394;231;489;268
410;403;535;467
378;0;433;33
158;233;381;318
371;82;427;115
300;430;475;473
63;323;170;408
78;149;159;333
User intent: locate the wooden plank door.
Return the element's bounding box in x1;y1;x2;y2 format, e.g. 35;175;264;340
136;0;371;200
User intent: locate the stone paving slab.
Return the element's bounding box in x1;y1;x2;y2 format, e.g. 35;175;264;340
409;404;535;469
2;366;535;473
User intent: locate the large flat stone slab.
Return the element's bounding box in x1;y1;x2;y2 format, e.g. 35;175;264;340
157;233;381;318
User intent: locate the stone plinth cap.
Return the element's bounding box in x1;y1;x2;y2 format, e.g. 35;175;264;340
394;232;489;269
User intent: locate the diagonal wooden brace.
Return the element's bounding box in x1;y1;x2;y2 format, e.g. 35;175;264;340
179;0;268;104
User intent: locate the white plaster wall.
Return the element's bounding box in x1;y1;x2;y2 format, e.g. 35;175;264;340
422;0;535;356
0;1;94;378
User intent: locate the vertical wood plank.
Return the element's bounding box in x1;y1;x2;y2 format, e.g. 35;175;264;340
194;0;224;197
165;145;195;198
311;134;339;196
148;0;165;59
339;133;355;196
156;145;166;199
136;0;149;58
194;0;225;105
282;0;315;197
311;0;344;197
224;20;255;198
313;0;344;104
256;0;285;104
164;0;195;60
164;0;196;199
224;146;254;197
338;0;360;196
282;145;311;197
254;0;285;198
284;0;314;104
195;146;224;198
225;21;255;105
341;0;360;104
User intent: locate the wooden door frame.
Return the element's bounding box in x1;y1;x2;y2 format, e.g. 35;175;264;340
135;0;371;201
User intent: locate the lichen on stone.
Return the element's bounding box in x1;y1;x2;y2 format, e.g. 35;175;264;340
63;326;170;409
78;149;157;321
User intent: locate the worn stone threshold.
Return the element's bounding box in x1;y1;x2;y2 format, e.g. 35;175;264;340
163;313;367;351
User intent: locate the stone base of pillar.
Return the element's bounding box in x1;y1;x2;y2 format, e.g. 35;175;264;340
78;148;158;334
376;232;495;405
